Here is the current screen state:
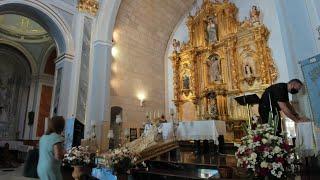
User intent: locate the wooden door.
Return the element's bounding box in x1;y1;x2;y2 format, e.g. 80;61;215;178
36;85;53;136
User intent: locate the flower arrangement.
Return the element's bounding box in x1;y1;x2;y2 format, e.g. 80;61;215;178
63;146;91;166
103;147;139;174
235;115;298;179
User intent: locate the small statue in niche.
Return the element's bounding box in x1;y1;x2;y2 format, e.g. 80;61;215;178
206;16;218;44
182;75;190;90
243;57;256;79
207;55;221;82
172;39;180;52
250;5;261;25
245;64;253;75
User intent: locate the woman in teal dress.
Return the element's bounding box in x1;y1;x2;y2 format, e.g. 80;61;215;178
37;116;65;180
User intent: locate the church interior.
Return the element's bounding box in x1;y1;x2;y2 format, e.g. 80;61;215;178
1;0;320;179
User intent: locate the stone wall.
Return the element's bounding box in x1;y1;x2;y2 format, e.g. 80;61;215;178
111;0;194;129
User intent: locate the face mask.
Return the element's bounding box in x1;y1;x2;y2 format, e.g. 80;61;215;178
290;88;299;94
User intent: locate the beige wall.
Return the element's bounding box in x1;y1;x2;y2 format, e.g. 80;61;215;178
111;0;194;129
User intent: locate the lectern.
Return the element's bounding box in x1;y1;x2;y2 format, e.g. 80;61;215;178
234;94;260;127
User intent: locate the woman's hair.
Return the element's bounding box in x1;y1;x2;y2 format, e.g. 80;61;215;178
45;116;65;135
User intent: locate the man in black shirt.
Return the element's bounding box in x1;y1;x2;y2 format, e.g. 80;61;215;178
259;79;308;131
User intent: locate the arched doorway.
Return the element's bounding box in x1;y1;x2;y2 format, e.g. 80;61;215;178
0;1;73;139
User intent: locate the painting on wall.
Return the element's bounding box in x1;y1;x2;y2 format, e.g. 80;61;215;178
53;67;62;116
76;16;92;123
301;55;320;126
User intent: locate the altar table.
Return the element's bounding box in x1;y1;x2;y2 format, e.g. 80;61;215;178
161;120;226;144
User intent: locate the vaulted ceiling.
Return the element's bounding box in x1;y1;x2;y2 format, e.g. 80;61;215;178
111;0;195;125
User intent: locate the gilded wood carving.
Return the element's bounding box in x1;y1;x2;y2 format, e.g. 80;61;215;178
170;0;278;124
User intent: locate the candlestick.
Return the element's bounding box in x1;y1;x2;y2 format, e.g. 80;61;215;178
170;108;174;115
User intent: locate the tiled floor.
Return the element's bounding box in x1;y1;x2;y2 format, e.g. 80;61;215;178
0;165;38;180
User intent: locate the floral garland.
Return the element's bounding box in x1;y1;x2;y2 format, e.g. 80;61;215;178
235;118;298;179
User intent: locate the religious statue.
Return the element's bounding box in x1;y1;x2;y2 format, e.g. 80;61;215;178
207;55;221;82
183;75;190;89
172;39;180;52
250;5;260;25
206;16;218;44
241;17;251;28
243;58;256;79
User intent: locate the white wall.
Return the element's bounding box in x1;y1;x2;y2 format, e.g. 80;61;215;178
165;0;202;118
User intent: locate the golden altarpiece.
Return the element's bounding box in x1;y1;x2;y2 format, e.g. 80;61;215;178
170;0;278;141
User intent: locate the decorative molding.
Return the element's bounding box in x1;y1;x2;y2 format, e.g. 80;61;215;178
93;40;113;47
51;5;75;32
78;0;99;16
55;53;74;63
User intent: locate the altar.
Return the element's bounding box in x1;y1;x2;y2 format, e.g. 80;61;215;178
161;120;226;144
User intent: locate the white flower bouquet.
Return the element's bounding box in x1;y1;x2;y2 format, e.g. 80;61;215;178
103;147;139;174
63;146;92;166
235;114;298;179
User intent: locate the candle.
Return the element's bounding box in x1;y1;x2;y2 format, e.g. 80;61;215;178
202;106;205;115
153;111;156;119
158;110;160;118
170;108;174;115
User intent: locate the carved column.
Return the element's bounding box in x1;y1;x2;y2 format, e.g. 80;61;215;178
227;38;238;89
171;53;181;119
187;15;194;46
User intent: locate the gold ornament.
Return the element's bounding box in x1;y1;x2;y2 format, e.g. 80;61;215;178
78;0;99;16
170;2;278;142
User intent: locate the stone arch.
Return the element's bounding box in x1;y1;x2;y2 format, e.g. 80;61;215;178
0;39;36;75
40;44;57;75
0;0;74;56
94;0;122;43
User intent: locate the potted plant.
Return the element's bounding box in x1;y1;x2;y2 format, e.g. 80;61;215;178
235;114;298;179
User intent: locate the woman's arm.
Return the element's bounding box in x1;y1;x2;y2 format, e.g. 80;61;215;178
53;142;66;160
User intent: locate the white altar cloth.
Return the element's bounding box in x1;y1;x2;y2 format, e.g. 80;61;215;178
161;120;226;144
295;122;318;157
